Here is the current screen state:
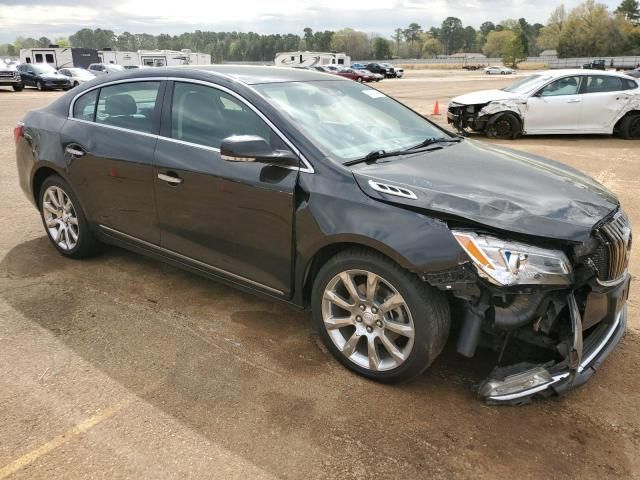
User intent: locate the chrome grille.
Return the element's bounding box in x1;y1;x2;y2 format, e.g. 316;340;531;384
592;212;632;282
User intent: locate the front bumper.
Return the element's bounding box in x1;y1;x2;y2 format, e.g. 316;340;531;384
479;304;627;405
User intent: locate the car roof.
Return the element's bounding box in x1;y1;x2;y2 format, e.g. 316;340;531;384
179;65;343;84
539;69;632;78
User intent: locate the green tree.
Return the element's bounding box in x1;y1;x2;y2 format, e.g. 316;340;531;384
37;37;51;47
537;5;567;50
421;37;443;57
483;30;517;56
331;28;370;59
440;17;464;54
372;37;393;59
615;0;640;24
403;22;422;56
392;28;403;56
54;37;70;47
303;27;314;49
502;36;527;67
558;0;626;56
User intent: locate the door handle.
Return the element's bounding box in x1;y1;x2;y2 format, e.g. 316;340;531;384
158;172;183;185
65;144;86;157
567;99;581;103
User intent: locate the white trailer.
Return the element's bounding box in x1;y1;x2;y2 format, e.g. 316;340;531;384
274;51;350;68
98;49;211;67
19;47;99;69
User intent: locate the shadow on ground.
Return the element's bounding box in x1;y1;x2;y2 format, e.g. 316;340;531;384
1;237;637;479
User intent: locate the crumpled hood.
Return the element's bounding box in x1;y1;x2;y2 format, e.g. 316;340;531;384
451;89;522;106
352;140;619;242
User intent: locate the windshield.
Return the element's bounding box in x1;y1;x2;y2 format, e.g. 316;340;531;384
502;74;551;93
32;64;57;74
253;80;449;163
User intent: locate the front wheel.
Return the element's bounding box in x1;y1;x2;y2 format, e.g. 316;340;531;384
312;249;450;383
36;80;44;91
39;175;100;258
73;81;79;87
486;112;522;140
12;83;24;91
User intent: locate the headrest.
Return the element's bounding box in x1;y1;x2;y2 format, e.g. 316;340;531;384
105;94;137;116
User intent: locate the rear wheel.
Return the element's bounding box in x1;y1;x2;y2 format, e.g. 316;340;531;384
39;175;100;258
619;113;640;139
312;249;450;383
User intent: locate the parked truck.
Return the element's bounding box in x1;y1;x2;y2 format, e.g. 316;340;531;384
0;60;22;91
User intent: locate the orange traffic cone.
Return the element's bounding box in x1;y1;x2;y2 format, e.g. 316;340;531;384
431;100;441;116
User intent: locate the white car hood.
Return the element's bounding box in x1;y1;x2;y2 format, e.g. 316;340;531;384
451;89;522;106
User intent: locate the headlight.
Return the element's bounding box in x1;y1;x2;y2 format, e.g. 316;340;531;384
452;231;572;286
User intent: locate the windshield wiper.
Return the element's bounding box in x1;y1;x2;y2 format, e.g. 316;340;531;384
344;149;406;166
344;137;462;166
403;136;462;152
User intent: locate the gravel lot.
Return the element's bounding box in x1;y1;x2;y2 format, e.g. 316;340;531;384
0;70;638;479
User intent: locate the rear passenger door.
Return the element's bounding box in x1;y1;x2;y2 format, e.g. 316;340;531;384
62;80;164;244
153;80;298;295
579;75;638;132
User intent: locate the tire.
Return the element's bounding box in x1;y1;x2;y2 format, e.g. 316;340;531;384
73;81;79;87
12;83;24;92
311;248;450;383
356;77;363;82
618;113;640;139
486;112;522;140
38;175;100;259
36;80;44;91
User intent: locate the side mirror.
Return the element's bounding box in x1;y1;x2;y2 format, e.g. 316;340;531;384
220;135;299;168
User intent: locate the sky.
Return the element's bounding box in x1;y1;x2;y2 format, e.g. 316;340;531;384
0;0;622;43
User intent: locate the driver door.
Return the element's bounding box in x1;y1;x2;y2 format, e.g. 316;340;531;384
525;75;584;133
153;81;299;295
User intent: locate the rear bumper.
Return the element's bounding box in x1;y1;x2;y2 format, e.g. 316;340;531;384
480;304;627;404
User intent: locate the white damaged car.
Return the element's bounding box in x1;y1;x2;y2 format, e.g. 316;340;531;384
448;69;640;139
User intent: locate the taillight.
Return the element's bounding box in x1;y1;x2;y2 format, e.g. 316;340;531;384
13;124;23;144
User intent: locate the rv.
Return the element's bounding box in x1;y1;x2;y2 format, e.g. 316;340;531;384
98;49;211;67
274;51;350;68
19;47;100;69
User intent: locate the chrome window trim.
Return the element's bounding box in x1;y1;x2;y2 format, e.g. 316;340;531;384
99;224;285;296
67;117;160;139
67;75;315;174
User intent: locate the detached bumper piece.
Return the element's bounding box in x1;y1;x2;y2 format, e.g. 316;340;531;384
479;305;627;405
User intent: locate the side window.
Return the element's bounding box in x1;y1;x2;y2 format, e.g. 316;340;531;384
538;76;581;97
170;82;278;149
625;78;638;90
73;89;98;121
585;75;624;93
96;81;160;133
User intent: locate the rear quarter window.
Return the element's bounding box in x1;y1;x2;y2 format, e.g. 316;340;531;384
73;90;98;121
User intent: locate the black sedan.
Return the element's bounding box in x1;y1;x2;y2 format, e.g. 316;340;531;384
16;63;72;91
15;66;630;403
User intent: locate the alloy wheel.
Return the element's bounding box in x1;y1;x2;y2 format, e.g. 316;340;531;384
42;186;79;251
321;269;415;372
494;118;513;137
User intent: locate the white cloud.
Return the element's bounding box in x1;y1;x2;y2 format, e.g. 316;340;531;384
0;0;621;42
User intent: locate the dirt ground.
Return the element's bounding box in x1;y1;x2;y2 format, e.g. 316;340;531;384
0;70;639;480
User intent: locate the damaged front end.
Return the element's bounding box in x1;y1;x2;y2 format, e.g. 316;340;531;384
447;102;490;133
426;210;632;405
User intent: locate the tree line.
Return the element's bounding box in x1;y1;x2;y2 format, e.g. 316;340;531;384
1;0;638;63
